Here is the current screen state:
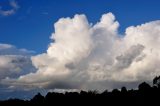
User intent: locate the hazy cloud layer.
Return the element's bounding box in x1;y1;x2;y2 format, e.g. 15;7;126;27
0;0;19;16
3;12;160;91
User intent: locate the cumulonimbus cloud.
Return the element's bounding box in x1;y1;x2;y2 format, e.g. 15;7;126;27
3;12;160;91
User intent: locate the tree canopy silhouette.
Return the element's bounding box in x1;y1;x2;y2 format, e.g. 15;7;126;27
153;76;160;87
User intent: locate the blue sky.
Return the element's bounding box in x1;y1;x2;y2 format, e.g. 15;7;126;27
1;0;160;53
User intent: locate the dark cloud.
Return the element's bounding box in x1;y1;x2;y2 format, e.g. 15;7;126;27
115;44;145;70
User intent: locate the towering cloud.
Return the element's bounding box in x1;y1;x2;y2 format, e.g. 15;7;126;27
4;12;160;91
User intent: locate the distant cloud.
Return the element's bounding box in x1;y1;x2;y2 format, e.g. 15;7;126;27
0;43;35;81
0;0;20;16
0;44;35;55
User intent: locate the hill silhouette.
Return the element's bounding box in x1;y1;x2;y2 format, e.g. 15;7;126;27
1;76;160;105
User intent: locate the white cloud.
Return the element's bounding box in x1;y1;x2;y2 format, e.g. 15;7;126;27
0;0;19;16
4;12;160;91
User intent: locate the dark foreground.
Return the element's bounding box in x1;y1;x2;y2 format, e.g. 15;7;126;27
1;76;160;105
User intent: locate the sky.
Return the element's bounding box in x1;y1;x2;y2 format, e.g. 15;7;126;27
1;0;160;100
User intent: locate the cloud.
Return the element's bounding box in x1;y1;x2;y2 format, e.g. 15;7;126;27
0;44;35;55
115;44;145;70
0;0;19;16
3;12;160;91
0;43;35;81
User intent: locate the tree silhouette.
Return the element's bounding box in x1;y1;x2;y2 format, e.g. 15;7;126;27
121;86;127;93
153;76;160;87
138;82;151;91
31;93;44;104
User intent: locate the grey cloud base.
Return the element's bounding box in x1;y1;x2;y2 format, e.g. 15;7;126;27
2;12;160;92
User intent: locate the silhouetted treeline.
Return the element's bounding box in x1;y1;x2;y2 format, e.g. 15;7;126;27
1;76;160;105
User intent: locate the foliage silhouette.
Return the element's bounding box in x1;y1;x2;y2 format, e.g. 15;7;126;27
1;76;160;105
153;76;160;87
